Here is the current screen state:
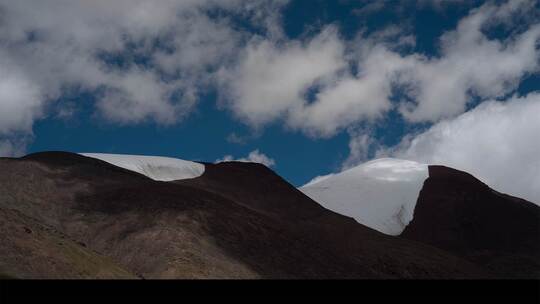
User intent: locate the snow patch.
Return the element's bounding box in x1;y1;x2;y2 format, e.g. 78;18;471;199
299;158;429;235
80;153;205;181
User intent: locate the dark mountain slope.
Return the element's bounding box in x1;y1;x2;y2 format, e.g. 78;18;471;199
0;152;487;279
175;161;332;219
402;165;540;278
175;161;490;278
0;208;136;279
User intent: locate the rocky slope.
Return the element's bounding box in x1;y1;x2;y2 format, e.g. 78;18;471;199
0;151;537;278
401;165;540;278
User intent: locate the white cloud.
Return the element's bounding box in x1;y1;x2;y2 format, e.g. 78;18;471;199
352;2;386;17
0;0;288;153
287;46;417;137
333;0;540;129
0;138;28;157
383;92;540;204
95;68;184;124
218;0;539;137
399;0;540;122
0;0;249;119
0;0;538;170
218;26;347;127
0;55;44;134
218;26;414;137
216;149;276;167
341;131;375;171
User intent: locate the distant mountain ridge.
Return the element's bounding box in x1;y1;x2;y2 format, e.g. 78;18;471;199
0;151;538;278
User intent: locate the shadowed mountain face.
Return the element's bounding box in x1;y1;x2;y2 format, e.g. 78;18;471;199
0;152;537;279
402;165;540;279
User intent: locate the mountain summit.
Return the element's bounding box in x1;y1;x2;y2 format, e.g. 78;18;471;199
0;151;537;279
300;158;429;235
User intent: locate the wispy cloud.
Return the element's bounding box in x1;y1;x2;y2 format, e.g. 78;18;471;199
216;149;276;167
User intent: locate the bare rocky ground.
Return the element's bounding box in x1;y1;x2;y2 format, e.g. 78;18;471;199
0;152;537;279
402;166;540;279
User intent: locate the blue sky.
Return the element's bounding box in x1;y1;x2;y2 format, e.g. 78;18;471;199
26;0;464;185
1;0;539;201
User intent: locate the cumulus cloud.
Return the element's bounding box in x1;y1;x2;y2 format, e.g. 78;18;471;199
288;46;415;137
380;92;540;204
216;149;276;167
220;0;539;137
0;0;288;152
321;0;539;130
218;25;410;137
0;55;44;134
218;26;347;127
0;0;538;172
398;0;540;122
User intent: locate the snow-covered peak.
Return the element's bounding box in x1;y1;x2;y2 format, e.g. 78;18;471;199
80;153;205;182
299;158;429;236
